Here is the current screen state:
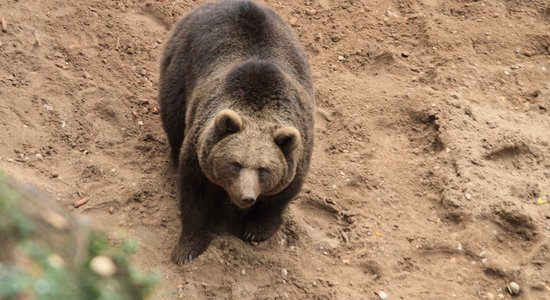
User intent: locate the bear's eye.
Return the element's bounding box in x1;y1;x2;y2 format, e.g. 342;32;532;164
230;162;242;171
258;167;271;176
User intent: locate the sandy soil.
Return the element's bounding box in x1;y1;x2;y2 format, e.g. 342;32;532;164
1;0;550;299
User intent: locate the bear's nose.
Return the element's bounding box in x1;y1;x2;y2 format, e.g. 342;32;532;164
241;195;256;205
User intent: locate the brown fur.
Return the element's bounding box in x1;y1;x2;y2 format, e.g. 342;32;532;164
159;0;314;264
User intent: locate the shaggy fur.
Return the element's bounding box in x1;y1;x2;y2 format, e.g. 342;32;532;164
159;0;314;265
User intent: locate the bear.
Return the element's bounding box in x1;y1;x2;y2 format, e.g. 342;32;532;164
158;0;314;265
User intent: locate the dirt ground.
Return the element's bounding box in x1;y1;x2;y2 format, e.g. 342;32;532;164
1;0;550;299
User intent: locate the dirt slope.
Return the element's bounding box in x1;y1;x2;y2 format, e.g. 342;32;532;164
1;0;549;299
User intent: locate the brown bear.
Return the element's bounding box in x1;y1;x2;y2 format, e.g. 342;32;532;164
158;0;314;264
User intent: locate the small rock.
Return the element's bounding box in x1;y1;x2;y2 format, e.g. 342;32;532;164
289;17;298;26
456;243;463;251
281;268;288;277
305;8;317;16
43;104;54;112
72;198;89;209
378;291;389;300
83;72;92;79
108;207;115;214
241;269;246;275
401;51;410;58
1;18;7;33
385;10;398;18
464;193;472;200
90;255;117;277
338;55;345;61
139;68;147;76
331;35;340;42
523;50;535;57
486;292;495;300
497;293;504;299
152;106;159;114
137;120;144;126
507;282;520;295
464;106;473;116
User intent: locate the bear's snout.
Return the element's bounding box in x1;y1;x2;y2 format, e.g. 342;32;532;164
228;168;261;208
241;195;256;205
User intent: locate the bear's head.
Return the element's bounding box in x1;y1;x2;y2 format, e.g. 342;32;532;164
198;109;301;209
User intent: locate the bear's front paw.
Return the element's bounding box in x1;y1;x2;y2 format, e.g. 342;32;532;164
171;231;212;265
242;217;281;243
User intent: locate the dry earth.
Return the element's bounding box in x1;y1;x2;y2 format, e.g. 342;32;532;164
1;0;550;299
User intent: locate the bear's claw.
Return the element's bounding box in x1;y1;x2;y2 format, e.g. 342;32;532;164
171;232;211;265
241;217;281;243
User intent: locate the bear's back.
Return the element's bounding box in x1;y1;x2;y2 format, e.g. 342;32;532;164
161;0;311;97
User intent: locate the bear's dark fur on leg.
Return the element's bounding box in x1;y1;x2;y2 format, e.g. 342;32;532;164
159;0;314;264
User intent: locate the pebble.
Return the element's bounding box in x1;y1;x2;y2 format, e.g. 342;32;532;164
486;292;495;300
497;293;504;299
43;104;54;112
289;17;298;26
139;68;147;76
338;55;345;61
464;106;473;115
378;291;389;300
1;18;7;33
464;193;472;200
108;207;115;214
305;8;317;16
507;282;520;295
401;51;410;58
90;255;117;277
83;72;92;79
72;198;89;209
137;120;144;126
331;35;340;42
281;268;288;277
385;10;398;18
241;269;246;275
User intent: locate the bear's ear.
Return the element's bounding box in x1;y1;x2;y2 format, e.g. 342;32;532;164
274;127;301;155
214;109;243;134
